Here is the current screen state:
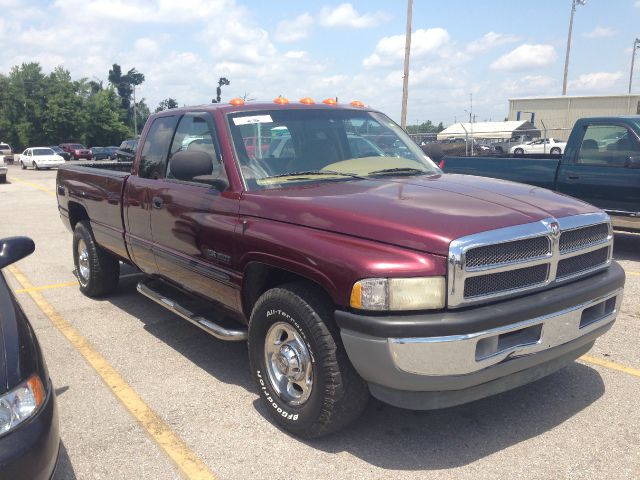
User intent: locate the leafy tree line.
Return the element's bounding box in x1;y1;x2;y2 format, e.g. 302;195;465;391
0;63;157;151
406;120;444;134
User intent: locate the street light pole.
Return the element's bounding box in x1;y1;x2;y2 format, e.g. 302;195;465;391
629;38;640;94
400;0;413;129
562;0;586;95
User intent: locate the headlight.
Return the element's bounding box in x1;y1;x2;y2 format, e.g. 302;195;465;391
350;277;446;311
0;374;46;437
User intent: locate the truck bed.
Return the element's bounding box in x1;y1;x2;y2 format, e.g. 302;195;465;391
57;163;132;261
441;155;561;191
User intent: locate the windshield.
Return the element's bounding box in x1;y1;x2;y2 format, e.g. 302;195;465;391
228;109;439;190
33;148;55;156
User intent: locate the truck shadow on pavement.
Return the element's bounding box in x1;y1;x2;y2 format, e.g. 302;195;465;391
105;269;605;470
53;442;77;480
613;231;640;262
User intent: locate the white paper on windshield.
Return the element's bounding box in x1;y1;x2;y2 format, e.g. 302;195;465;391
233;115;273;126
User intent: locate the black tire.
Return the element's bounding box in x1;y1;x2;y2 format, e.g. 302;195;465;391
72;221;119;297
20;161;25;170
34;162;39;170
0;175;5;183
514;148;524;156
550;147;561;155
248;283;369;438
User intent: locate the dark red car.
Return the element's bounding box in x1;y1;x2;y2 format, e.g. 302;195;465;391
59;143;92;160
55;100;625;438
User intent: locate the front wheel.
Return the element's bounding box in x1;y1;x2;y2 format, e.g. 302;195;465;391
550;147;561;155
248;283;369;438
21;161;26;170
514;148;525;156
73;221;120;297
33;162;39;170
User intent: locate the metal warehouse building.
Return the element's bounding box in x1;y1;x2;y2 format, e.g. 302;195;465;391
508;94;640;140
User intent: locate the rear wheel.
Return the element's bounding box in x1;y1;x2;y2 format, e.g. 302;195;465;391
248;283;369;438
73;221;119;297
514;148;525;156
550;147;561;155
20;161;26;170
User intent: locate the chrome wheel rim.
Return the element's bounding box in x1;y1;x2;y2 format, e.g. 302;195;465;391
264;321;313;406
76;239;90;285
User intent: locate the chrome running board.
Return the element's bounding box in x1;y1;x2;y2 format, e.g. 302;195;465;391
137;278;247;342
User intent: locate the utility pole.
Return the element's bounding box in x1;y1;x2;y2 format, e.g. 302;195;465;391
629;38;640;93
562;0;586;95
133;84;138;136
400;0;413;129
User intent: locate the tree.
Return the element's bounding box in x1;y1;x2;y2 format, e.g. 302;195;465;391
155;98;179;113
84;87;132;146
43;67;85;143
211;77;230;103
107;64;145;131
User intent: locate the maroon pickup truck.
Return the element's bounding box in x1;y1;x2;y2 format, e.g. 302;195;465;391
56;100;625;438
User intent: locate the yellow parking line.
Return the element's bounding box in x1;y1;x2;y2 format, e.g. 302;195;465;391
7;265;217;480
628;271;640;276
14;281;78;294
8;176;56;196
580;355;640;378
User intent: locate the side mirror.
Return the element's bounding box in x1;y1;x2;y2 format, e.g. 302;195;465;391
0;237;35;269
625;156;640;169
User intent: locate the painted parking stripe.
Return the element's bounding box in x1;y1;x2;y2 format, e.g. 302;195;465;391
8;265;218;480
580;355;640;378
628;271;640;276
8;176;56;196
14;281;78;294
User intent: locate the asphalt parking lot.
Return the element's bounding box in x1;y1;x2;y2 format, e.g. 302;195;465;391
1;163;639;479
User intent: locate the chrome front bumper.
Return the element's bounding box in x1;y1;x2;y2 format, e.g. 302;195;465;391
389;288;623;376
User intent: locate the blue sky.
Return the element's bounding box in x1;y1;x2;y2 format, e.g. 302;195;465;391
0;0;638;125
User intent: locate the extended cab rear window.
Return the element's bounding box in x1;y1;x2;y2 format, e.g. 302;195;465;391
227;109;439;190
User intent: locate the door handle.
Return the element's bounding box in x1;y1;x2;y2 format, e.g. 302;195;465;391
567;175;579;180
152;196;163;209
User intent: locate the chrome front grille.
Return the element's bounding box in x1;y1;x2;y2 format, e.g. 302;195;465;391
465;236;551;268
559;223;609;253
447;213;613;308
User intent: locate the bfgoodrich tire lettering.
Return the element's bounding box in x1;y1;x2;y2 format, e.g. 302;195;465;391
248;283;369;438
72;220;119;297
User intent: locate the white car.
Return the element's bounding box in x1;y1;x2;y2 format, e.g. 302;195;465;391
510;138;566;155
0;155;6;183
19;147;66;170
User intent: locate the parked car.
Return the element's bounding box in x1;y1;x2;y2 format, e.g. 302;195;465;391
489;134;537;154
49;146;70;161
59;143;92;160
90;146;118;160
56;102;624;438
114;139;138;162
510;138;566;155
0;236;60;479
0;143;13;164
19;148;66;170
442;117;640;232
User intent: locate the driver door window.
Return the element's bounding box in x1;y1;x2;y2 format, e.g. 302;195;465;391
577;125;639;167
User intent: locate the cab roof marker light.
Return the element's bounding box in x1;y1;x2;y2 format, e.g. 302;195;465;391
322;98;337;105
229;98;245;106
274;96;290;104
350;100;365;108
299;97;315;105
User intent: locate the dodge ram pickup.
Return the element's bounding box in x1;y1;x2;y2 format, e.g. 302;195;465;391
441;117;640;232
57;99;625;438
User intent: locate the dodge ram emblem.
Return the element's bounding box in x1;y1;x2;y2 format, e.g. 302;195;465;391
550;222;560;237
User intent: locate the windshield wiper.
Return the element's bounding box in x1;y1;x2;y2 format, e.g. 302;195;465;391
367;167;428;176
265;170;364;180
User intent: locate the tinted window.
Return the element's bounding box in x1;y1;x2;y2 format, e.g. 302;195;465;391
138;116;179;179
577;125;640;167
166;113;224;184
33;148;55;156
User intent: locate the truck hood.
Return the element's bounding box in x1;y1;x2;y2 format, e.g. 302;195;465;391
240;173;600;256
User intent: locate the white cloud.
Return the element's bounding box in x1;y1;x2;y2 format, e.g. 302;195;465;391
363;28;450;68
568;71;624;92
467;32;519;53
319;3;387;29
274;13;313;43
583;26;616;39
490;44;557;71
500;75;557;96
